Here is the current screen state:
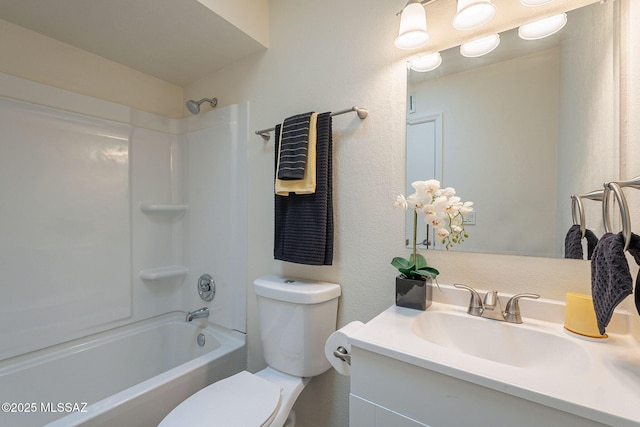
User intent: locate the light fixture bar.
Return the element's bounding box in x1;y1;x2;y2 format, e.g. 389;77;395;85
395;0;442;16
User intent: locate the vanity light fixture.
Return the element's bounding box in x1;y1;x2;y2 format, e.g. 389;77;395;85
460;34;500;57
518;13;567;40
520;0;553;5
395;0;431;50
409;52;443;72
452;0;496;31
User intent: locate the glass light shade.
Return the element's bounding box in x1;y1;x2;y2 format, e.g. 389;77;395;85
520;0;553;5
409;52;442;72
452;0;496;31
518;13;567;40
460;34;500;57
395;2;430;50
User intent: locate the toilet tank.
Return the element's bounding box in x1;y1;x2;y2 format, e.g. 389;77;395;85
253;275;341;377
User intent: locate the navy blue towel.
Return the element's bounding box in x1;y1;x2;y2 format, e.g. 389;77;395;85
591;232;640;334
274;112;333;265
277;112;313;180
564;224;599;260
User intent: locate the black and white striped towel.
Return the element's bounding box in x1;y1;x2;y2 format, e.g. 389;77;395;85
277;112;313;180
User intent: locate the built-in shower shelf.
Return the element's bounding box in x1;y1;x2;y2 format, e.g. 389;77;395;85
139;265;188;281
139;203;188;215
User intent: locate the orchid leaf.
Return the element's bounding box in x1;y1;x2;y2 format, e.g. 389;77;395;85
410;253;428;270
414;267;439;279
391;257;413;270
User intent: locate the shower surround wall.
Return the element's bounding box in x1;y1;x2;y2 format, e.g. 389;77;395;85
0;72;248;361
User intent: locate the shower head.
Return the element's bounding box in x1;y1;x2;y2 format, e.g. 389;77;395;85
186;97;218;115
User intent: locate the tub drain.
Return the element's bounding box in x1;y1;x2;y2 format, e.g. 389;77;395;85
197;333;206;347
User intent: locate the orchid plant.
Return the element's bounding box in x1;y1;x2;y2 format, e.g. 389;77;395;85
392;179;473;280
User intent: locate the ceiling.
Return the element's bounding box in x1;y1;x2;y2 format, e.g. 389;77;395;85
0;0;267;86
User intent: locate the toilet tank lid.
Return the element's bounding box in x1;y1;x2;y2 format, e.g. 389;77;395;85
254;275;341;304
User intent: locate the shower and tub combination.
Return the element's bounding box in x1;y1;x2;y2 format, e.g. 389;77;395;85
0;72;248;426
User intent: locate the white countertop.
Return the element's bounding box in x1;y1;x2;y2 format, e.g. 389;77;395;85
349;285;640;427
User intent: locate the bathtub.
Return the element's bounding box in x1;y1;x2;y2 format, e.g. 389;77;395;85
0;312;246;427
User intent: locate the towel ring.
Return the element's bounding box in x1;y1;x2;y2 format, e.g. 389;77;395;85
571;190;603;239
571;195;586;238
602;182;631;251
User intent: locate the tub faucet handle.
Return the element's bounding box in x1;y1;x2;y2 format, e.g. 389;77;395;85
504;293;540;324
454;283;483;316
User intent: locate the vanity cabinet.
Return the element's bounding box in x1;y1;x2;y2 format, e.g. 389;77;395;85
350;394;428;427
349;347;608;427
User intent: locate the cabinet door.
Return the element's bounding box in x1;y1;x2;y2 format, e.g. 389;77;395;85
350;394;430;427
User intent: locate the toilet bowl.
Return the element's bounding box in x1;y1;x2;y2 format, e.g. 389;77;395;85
159;275;341;427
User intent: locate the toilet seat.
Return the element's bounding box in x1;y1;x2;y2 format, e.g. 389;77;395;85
159;371;282;427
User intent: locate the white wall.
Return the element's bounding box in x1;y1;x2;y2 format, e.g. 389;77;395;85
556;2;618;250
185;1;637;426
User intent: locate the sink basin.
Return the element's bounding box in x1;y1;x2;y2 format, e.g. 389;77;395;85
411;309;591;372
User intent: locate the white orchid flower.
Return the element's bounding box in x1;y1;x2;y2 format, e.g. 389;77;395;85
406;193;424;209
441;187;456;197
445;196;462;215
427;216;445;228
423;179;441;195
411;180;429;195
395;194;408;210
394;181;472;257
436;227;450;240
460;201;474;215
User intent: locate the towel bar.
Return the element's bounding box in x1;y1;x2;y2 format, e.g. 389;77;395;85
255;106;368;141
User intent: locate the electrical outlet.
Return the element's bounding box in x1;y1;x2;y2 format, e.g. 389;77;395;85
463;211;476;225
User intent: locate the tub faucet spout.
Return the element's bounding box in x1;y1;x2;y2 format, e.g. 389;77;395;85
186;307;209;322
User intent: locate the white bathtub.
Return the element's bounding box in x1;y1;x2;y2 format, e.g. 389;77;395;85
0;312;246;427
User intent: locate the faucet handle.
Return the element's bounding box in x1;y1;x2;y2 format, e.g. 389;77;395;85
483;290;499;309
504;293;540;324
454;284;483;316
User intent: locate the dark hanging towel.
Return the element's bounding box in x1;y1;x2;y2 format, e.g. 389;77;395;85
563;224;599;260
274;112;333;265
591;232;640;335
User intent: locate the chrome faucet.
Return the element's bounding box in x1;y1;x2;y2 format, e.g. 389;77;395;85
186;307;210;322
454;284;539;324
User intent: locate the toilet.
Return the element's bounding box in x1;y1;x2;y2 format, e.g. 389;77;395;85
159;275;341;427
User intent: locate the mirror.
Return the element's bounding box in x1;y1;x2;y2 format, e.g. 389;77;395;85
406;1;618;259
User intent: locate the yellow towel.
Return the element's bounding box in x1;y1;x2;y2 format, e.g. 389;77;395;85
275;112;317;195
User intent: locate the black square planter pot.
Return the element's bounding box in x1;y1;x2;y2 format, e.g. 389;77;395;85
395;276;433;311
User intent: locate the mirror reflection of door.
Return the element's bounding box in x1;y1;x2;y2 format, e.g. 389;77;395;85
406;113;442;249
